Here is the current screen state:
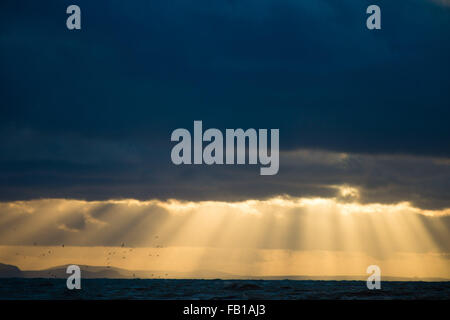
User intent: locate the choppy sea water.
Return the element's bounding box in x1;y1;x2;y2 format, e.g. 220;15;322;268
0;279;449;300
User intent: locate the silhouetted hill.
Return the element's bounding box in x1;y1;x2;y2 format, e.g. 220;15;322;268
0;262;448;281
0;263;23;278
22;265;124;279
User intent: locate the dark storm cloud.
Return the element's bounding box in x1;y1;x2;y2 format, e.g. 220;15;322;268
0;0;449;203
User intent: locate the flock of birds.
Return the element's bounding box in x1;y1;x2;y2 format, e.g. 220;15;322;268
12;237;168;279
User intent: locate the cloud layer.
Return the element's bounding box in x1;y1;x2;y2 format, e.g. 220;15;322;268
0;197;449;257
0;1;449;206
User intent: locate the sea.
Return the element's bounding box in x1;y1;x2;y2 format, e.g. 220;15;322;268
0;279;449;300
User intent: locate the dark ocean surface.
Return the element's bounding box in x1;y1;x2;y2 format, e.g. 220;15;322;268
0;279;449;300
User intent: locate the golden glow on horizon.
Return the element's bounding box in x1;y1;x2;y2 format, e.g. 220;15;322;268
0;194;449;279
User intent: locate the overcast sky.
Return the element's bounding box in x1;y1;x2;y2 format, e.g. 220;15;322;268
1;0;449;205
1;0;449;278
